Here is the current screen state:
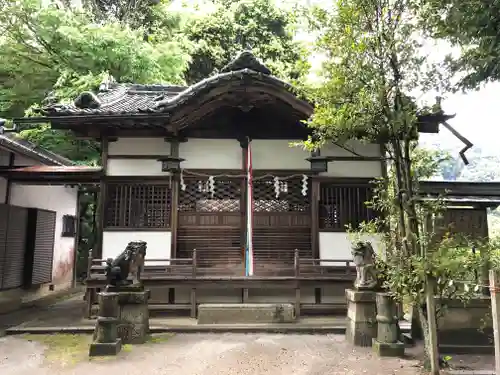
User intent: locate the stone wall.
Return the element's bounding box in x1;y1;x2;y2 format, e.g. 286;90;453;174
437;297;492;352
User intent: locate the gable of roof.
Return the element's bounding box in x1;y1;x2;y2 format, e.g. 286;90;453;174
36;50;311;117
0;132;75;166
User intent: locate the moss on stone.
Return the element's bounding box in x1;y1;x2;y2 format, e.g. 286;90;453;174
23;333;92;366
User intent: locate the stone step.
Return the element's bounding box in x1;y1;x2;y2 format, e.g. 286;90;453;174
197;303;296;324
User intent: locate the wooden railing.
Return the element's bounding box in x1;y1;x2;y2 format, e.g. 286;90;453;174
85;248;356;280
84;248;356;319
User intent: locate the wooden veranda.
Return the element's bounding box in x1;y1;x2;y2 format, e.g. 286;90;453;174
84;249;356;319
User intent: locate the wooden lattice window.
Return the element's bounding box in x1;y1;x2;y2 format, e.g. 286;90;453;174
179;177;241;212
105;183;171;229
253;177;310;212
319;182;375;231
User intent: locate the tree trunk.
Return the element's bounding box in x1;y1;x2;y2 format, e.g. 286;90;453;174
417;305;432;370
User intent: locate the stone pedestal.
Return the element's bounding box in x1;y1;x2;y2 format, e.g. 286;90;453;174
345;289;377;347
107;284;150;344
372;292;405;357
89;292;122;357
197;303;296;324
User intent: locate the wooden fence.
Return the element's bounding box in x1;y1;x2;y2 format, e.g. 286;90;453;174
84;248;356;319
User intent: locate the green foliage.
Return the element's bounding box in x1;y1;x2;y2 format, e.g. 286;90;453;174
82;0;183;36
418;0;500;90
305;0;444;145
380;237;486;306
0;0;190;163
350;147;489;307
181;0;310;84
19;125;100;163
0;0;189;117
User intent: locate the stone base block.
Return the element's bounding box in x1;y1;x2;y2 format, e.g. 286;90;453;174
88;339;122;357
117;323;148;344
346;320;376;346
345;289;377;347
197;303;296;324
372;339;405;357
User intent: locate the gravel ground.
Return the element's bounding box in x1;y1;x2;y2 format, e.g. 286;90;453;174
0;333;424;375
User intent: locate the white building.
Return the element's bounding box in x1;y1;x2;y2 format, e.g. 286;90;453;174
0;131;80;313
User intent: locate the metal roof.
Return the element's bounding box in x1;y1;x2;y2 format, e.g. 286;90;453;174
0;132;75;166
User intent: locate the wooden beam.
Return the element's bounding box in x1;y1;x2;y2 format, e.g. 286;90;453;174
326;156;383;162
104;176;172;183
107;154;169;160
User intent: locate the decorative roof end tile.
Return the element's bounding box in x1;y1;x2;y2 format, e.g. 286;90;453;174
220;50;271;75
74;91;101;109
99;73;117;92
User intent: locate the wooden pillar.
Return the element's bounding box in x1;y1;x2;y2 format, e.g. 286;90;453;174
311;178;320;259
481;206;491;297
72;189;83;287
311;177;321;304
4;152;14;204
96;137;109;259
239;137;249;273
191;248;197;318
425;276;440;375
294;249;301;318
170;139;180;259
379;143;388;180
489;270;500;375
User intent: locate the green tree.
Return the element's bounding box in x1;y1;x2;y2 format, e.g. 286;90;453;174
0;0;190;162
81;0;184;41
181;0;310;84
418;0;500;90
305;0;482;368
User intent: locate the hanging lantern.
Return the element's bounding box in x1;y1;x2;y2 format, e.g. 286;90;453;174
158;156;185;172
306;156;329;173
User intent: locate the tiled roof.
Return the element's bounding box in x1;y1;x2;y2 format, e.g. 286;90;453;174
0;132;75;166
38;51;303;117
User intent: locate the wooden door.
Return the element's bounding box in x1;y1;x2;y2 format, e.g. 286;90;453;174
252;176;312;276
177;176;244;275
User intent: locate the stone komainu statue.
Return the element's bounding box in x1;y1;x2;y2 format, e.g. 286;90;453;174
351;241;378;290
105;241;147;287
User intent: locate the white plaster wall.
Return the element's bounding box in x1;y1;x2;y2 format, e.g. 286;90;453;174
13;154;37;166
0;149;10;166
102;231;172;266
251;140;310;170
108;138;171;156
179;139;242;170
321;140;381;158
320;161;382;177
107;159;172;176
319;232;385;265
0;148;36;166
105;138;382;177
320;141;382;177
9;184;78;285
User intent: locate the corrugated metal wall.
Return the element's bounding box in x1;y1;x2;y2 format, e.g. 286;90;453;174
31;209;56;285
2;207;28;289
0;204;57;290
